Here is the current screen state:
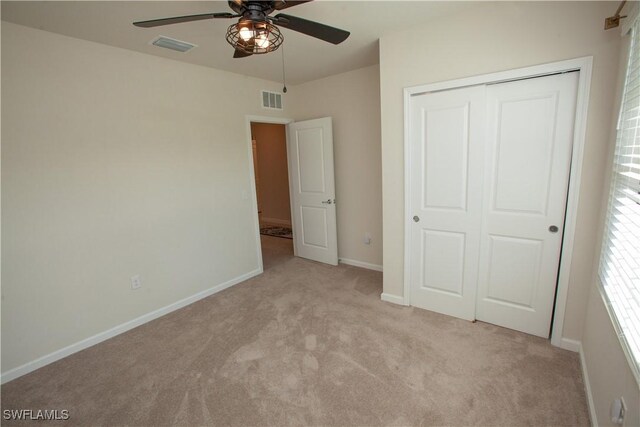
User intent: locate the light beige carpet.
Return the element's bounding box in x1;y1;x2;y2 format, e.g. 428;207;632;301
2;236;589;426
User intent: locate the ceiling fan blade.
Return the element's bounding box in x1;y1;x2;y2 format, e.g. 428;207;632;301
273;13;349;44
133;12;236;28
274;1;312;11
233;38;254;58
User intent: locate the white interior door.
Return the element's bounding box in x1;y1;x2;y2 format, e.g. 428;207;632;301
475;72;578;337
408;85;486;320
287;117;338;265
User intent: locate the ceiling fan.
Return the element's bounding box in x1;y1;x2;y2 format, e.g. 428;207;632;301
133;0;350;58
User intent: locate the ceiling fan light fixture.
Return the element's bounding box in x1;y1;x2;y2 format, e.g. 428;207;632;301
226;21;283;54
134;1;350;60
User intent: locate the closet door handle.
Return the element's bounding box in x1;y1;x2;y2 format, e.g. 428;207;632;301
322;199;332;205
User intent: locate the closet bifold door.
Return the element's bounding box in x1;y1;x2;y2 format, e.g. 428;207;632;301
408;85;486;321
474;72;578;337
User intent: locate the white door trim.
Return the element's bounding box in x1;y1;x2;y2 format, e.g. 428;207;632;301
245;115;294;273
402;56;593;348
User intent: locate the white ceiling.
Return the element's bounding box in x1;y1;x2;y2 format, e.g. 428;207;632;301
1;1;472;85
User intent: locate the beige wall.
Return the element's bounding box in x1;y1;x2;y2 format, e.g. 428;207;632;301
581;15;640;426
379;1;621;342
1;22;287;373
289;65;383;267
251;122;291;225
583;287;640;426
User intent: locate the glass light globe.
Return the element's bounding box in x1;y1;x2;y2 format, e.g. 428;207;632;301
239;26;253;41
255;34;270;48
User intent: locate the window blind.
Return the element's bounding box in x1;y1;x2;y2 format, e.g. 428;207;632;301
599;18;640;379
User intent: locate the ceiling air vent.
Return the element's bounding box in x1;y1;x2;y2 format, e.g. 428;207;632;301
150;36;197;53
261;90;283;110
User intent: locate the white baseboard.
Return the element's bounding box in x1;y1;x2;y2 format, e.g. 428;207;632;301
339;258;383;272
546;338;596;425
557;337;582;353
578;343;598;427
260;217;291;227
380;292;408;306
1;268;262;384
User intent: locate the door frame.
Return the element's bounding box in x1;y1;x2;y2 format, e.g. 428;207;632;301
245;115;294;273
402;57;593;350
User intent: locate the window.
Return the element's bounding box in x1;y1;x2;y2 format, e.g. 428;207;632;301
599;17;640;379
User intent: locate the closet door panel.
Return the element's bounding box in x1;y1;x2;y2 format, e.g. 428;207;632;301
475;72;578;337
408;85;486;320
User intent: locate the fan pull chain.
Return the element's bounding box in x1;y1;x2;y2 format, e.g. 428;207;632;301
281;45;287;93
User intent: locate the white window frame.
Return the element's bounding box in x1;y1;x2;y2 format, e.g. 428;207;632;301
598;10;640;384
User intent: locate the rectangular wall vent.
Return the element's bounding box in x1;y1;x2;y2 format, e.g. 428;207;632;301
261;90;283;110
150;36;197;53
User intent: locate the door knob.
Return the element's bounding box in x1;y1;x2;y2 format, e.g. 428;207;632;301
322;199;332;205
549;225;559;233
413;216;420;223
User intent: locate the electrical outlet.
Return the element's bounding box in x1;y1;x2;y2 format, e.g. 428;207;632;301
610;397;626;425
363;232;372;245
130;275;142;290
